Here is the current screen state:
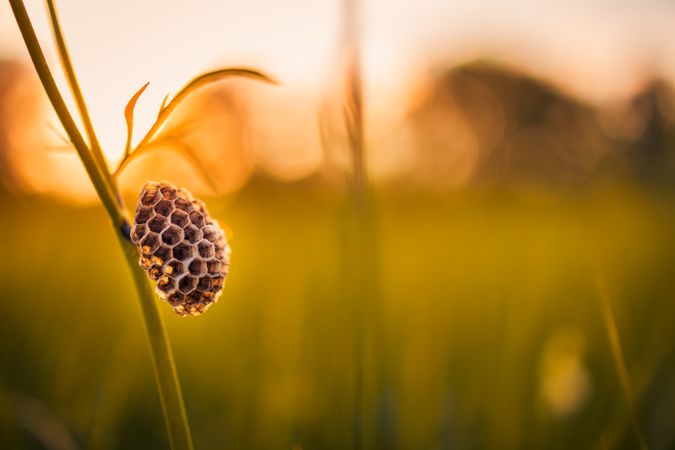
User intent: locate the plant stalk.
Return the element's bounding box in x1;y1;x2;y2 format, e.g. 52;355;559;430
9;2;194;449
44;0;119;198
119;234;194;450
8;0;122;227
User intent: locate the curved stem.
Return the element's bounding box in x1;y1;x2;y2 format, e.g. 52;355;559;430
133;68;274;152
118;235;194;450
9;0;123;227
10;2;194;449
44;0;119;197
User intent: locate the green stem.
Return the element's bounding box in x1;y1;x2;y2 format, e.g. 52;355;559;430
10;2;194;449
9;0;122;227
44;0;120;198
595;276;648;450
118;235;194;450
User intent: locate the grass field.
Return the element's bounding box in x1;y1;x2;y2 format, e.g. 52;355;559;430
0;182;674;449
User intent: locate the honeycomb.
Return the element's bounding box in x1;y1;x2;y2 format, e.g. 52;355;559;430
130;181;230;316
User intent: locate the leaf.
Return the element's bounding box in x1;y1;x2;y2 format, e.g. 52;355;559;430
124;82;150;156
158;94;169;116
134;67;276;150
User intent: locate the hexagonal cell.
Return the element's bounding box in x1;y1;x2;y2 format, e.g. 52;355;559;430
172;242;195;260
188;259;206;276
189;211;205;228
130;224;146;243
178;275;198;293
170;210;189;228
197;241;214;258
212;276;225;291
155;245;171;264
156;276;176;295
135;206;153;224
140;188;161;206
215;246;228;259
154;199;173;216
160;185;178;200
148;264;163;280
167;292;185;306
202;225;219;243
174;197;193;212
165;260;185;276
197;276;213;292
207;259;222;276
186;290;203;304
147;215;168;233
161;224;183;246
193;199;206;213
184;224;203;244
139;256;152;269
140;233;160;254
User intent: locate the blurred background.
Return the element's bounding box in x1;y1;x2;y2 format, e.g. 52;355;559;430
1;0;675;449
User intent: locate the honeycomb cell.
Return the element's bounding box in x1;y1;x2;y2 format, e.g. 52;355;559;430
135;206;153;224
130;224;146;244
156;276;176;295
184;224;203;244
172;242;194;260
186;290;203;304
148;215;168;233
174;197;193;212
161;224;183;246
148;264;163;280
167;292;185;306
188;259;206;276
165;260;185;276
189;211;205;228
140;256;152;269
202;225;218;243
170;210;189;228
215;247;228;259
212;276;224;291
154;199;173;216
160;185;177;200
197;276;213;291
178;276;197;293
155;245;171;264
198;241;214;258
140;188;161;206
207;260;222;276
140;233;160;254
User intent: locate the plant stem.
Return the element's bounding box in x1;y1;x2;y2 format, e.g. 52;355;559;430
10;2;194;449
595;276;648;450
8;0;123;227
118;234;194;450
341;0;367;447
44;0;119;197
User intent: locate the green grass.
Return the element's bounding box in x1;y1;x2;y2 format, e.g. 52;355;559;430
0;182;674;449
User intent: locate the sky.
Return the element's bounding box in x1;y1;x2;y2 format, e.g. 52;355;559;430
1;0;675;194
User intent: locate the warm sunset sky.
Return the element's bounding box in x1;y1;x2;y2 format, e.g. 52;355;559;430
1;0;675;180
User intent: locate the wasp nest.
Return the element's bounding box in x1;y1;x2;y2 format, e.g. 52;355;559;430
130;181;230;316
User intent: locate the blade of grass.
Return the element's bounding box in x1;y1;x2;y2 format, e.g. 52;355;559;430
595;276;648;450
